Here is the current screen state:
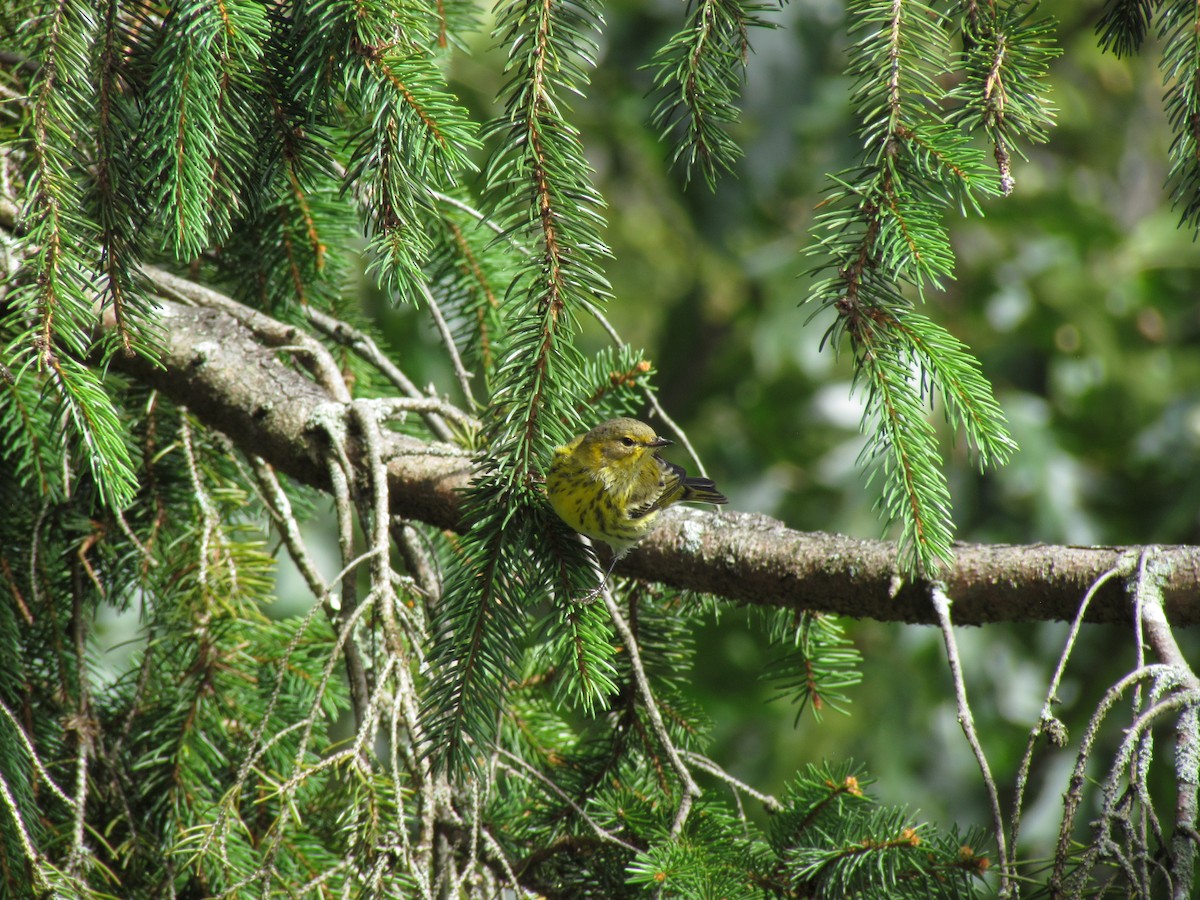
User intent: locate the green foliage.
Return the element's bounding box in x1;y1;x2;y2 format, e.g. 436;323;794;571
3;0;1199;896
951;2;1059;191
1159;0;1200;229
648;0;776;188
3;0;140;510
420;0;619;771
1095;0;1156;57
143;0;269;260
762;610;863;722
805;0;1036;574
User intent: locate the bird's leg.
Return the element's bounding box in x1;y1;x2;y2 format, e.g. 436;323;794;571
570;538;622;605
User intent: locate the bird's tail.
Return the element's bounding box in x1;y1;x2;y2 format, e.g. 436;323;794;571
680;477;728;506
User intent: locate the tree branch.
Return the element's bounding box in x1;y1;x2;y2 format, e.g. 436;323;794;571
110;270;1200;628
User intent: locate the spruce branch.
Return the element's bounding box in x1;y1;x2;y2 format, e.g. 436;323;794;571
3;0;139;509
91;0;156;357
951;1;1058;195
144;0;268;259
1096;0;1156;58
420;0;617;772
648;0;775;187
853;318;957;571
1159;0;1200;230
761;609;862;722
806;0;1026;577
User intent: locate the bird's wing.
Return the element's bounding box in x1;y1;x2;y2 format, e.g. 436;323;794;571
626;458;686;519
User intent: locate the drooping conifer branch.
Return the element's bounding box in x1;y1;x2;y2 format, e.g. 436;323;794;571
649;0;774;186
419;0;623;772
806;0;1029;576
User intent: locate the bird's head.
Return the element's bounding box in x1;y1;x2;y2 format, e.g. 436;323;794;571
576;418;671;474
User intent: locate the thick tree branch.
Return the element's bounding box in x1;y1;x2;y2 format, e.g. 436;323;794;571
110;271;1200;628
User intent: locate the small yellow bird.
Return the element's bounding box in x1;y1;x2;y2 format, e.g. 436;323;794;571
545;418;728;579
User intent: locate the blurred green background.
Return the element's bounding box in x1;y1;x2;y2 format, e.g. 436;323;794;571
363;0;1200;865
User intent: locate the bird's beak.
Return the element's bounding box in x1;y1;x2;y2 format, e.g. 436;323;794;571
649;436;672;448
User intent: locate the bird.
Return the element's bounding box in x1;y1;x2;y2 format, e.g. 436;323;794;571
545;417;727;590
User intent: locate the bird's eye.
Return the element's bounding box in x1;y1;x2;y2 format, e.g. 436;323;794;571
620;437;635;447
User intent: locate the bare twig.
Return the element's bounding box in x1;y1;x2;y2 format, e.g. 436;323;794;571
67;560;92;876
682;750;782;813
416;280;476;408
305;307;460;442
930;584;1011;897
496;748;641;853
1008;562;1128;869
590;545;700;837
357;396;479;431
0;771;40;867
0;700;75;807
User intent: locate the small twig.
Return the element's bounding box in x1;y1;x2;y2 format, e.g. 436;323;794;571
416;280;476;408
67;562;92;875
294;859;353;897
429;191;507;234
178;413;218;593
392;518;442;608
682;750;781;813
250;588;383;899
930;583;1011;897
1008;563;1126;867
591;547;700;837
1173;707;1200;900
356;396;479;431
478;825;532;898
0;699;74;807
305;307;459;442
350;400;398;629
112;507;156;566
0;770;40;866
496;748;641;853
